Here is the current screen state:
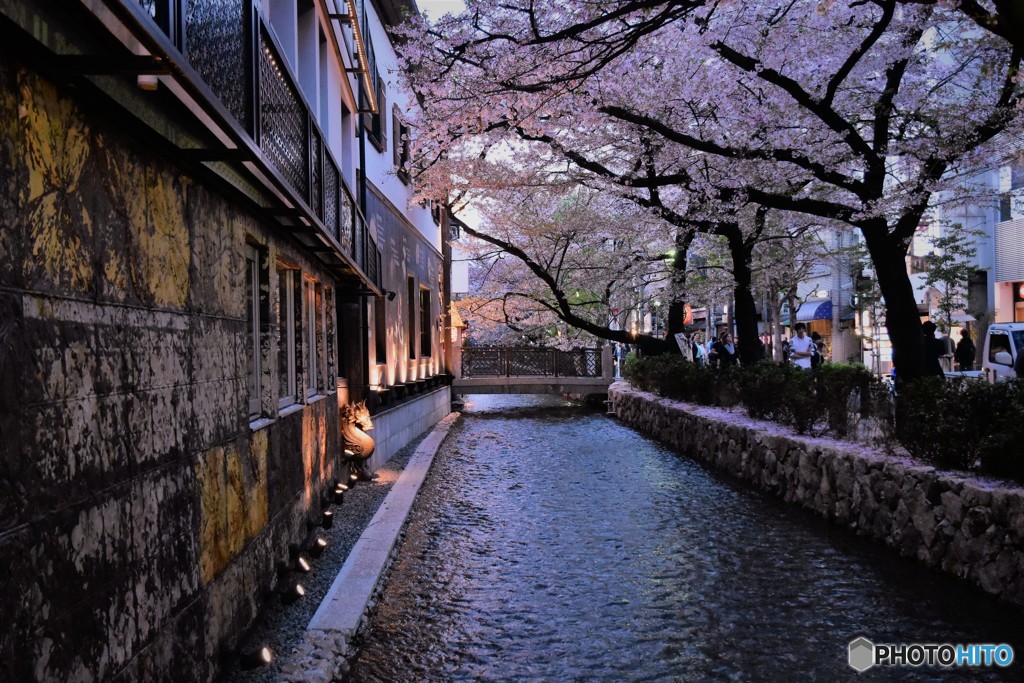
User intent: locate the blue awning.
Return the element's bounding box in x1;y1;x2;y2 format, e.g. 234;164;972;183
796;299;832;322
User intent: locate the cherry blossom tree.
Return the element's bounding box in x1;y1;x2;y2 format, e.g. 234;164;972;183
401;0;1022;378
453;182;680;354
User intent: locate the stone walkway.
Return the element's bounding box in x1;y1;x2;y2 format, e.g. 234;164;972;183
224;414;457;683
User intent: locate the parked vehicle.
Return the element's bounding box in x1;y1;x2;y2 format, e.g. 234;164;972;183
981;322;1024;383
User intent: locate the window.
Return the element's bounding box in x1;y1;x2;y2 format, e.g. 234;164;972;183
989;331;1012;365
419;287;432;357
407;276;416;360
367;75;387;151
375;294;387;364
1012;164;1024;191
277;266;298;408
393;105;410;183
305;278;322;397
1000;193;1013;222
324;286;334;381
246;244;268;419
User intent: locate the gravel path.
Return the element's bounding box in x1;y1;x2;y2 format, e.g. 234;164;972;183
222;432;430;683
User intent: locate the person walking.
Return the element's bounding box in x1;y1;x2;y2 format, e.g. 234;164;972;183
922;320;945;378
692;332;707;367
810;331;826;367
954;329;976;371
714;333;738;368
789;323;814;369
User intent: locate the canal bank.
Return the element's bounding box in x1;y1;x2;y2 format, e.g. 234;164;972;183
345;394;1022;681
609;381;1024;607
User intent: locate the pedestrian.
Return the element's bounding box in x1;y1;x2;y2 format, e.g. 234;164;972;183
954;329;976;371
713;332;738;367
810;331;825;368
789;323;814;369
692;332;707;367
781;336;790;365
921;320;945;378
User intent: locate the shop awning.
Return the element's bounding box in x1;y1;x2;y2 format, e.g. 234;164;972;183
796;299;833;321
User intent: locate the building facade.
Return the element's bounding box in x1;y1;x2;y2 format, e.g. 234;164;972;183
0;0;450;680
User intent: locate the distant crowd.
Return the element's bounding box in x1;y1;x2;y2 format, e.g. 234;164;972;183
684;322;826;369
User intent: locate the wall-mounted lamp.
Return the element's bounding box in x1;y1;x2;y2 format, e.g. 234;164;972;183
383;289;397;302
136;74;159;91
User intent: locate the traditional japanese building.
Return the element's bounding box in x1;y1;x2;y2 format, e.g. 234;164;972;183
0;0;451;680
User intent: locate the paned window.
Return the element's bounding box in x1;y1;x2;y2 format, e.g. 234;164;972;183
407;276;416;360
375;294;387;365
277;266;298;408
393;105;410;183
305;278;321;397
419;287;432;357
246;244;268;418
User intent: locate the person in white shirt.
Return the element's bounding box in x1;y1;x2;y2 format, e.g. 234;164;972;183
789;322;814;369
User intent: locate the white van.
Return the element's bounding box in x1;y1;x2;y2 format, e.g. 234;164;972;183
981;322;1024;383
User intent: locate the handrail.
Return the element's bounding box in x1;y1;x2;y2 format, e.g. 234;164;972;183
461;347;603;379
119;0;381;289
253;11;379;287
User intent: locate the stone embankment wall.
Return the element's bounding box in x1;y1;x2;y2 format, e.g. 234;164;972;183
610;383;1024;606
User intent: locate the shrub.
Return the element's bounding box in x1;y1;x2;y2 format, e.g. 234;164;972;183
861;380;897;449
621;351;1024;483
896;377;975;469
972;381;1024;483
740;362;796;422
816;363;872;438
784;367;820;435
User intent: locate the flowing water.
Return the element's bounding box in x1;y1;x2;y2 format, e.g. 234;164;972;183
346;395;1022;682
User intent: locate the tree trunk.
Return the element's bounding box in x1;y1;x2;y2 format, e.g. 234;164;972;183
722;224;764;365
665;232;692;340
861;226;923;381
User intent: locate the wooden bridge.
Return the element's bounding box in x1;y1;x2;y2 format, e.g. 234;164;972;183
452;346;614;395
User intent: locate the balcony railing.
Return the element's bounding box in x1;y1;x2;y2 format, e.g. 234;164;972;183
134;0;381;289
461;347;603;378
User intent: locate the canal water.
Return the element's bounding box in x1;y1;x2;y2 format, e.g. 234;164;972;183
346;395;1023;682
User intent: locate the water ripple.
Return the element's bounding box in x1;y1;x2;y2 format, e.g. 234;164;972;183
347;395;1022;682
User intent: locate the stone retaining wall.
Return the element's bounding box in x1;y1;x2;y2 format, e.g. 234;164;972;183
610;383;1024;606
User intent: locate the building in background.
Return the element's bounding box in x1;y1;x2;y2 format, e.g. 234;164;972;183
0;1;451;680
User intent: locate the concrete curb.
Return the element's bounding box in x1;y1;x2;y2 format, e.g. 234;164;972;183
280;412;460;682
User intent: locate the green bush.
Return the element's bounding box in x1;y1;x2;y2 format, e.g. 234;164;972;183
816;363;872;438
621;352;1024;484
895;378;973;469
895;377;1024;481
971;381;1024;482
740;362;797;422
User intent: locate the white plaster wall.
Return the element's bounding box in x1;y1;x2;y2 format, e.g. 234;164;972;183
366;387;452;472
363;8;441;252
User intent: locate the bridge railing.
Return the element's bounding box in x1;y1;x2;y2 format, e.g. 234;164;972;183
461;346;604;378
